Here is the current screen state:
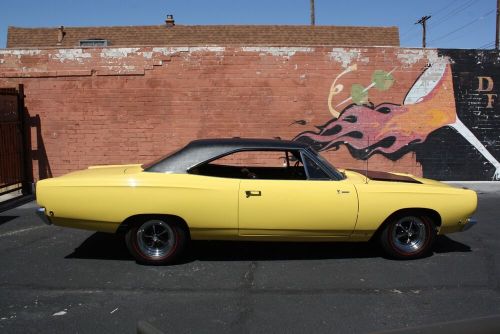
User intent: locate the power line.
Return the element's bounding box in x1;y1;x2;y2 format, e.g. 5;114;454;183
432;0;465;17
440;31;487;45
402;0;477;43
478;41;495;49
480;40;495;48
400;25;417;39
429;9;495;44
429;0;479;29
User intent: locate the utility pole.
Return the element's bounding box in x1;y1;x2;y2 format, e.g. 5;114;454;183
416;15;431;48
496;0;499;50
310;0;315;26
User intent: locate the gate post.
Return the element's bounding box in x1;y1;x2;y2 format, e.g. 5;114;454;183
18;84;33;195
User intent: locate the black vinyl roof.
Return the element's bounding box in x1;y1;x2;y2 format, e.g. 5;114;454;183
189;138;309;150
146;138;310;173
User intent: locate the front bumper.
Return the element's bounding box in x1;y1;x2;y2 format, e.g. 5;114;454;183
461;217;477;232
439;217;478;234
36;207;52;225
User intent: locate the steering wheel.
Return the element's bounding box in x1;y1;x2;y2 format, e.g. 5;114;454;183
290;160;304;179
241;168;257;179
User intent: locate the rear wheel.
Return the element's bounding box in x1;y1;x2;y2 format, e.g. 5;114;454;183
125;218;188;265
380;215;436;259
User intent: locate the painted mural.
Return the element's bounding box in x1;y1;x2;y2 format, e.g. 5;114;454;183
294;51;500;181
1;46;498;180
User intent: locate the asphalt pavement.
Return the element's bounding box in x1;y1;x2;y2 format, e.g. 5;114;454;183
0;190;499;333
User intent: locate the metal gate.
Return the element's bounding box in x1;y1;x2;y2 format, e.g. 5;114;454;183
0;85;31;197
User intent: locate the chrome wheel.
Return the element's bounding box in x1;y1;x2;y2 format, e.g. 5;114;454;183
136;220;175;259
391;216;427;254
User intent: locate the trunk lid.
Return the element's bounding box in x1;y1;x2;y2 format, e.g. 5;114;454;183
62;164;143;178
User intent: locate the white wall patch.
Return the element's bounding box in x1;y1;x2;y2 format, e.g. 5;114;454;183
241;47;314;57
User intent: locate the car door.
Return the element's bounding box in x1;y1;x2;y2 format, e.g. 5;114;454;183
238;151;358;237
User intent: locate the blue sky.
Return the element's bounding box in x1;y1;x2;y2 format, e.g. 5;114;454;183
0;0;496;49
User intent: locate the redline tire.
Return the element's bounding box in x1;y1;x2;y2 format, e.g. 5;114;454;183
125;218;188;265
380;215;436;260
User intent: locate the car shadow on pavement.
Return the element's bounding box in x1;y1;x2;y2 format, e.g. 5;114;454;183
0;215;19;226
65;232;471;263
65;232;133;261
433;235;472;253
186;240;383;261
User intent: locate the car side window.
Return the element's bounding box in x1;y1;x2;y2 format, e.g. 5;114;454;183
302;154;331;180
189;150;307;180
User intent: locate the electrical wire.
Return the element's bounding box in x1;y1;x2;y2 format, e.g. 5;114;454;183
432;0;468;18
400;25;417;39
402;0;478;43
428;9;495;44
478;41;495;49
439;32;486;46
429;0;479;29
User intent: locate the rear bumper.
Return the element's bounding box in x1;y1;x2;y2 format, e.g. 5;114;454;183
35;207;52;225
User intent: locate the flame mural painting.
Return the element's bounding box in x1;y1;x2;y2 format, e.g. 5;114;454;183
294;51;500;181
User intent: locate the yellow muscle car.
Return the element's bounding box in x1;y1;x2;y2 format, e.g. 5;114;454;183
35;138;477;264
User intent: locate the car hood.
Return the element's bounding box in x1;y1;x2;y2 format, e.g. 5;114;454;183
346;169;422;183
342;169;452;188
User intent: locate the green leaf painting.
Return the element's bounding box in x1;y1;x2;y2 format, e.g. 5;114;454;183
372;70;394;91
351;84;368;105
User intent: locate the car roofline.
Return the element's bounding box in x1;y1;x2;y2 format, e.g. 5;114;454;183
145;138;312;174
187;138;310;150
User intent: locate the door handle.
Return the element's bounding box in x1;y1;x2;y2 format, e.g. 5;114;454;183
337;189;350;194
245;190;262;198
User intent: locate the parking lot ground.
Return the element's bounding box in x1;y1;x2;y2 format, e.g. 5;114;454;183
0;192;499;333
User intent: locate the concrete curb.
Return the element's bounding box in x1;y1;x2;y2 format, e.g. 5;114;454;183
371;314;500;334
0;195;35;213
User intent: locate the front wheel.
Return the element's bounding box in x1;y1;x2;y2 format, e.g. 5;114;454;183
380;215;436;259
125;218;188;265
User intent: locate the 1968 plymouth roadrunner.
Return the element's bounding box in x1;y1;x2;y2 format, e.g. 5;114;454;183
35;138;477;264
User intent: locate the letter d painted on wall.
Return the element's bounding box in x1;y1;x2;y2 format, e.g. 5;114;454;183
477;76;494;92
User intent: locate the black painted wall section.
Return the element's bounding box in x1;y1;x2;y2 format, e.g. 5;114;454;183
416;50;500;181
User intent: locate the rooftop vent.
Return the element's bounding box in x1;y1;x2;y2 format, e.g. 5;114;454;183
165;14;175;27
79;39;108;47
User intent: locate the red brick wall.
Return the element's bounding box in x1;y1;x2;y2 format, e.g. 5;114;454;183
0;46;499;180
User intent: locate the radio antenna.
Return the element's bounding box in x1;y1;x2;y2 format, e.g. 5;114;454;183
365;136;369;184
